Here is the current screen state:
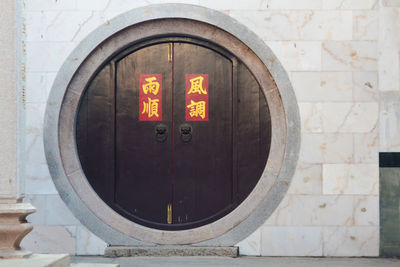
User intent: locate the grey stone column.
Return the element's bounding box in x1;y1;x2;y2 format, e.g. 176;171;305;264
0;0;35;259
379;0;400;257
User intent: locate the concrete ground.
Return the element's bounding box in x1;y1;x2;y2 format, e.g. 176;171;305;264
72;256;400;267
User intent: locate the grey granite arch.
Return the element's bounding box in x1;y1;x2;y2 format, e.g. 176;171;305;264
44;4;300;246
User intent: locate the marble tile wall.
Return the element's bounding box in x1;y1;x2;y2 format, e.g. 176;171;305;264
22;0;396;257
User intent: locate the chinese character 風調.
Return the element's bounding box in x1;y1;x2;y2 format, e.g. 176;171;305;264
142;97;160;118
187;76;207;95
186;100;206;119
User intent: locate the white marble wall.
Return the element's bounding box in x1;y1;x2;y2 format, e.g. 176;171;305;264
21;0;398;256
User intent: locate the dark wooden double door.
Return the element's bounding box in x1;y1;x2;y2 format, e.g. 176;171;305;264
76;39;271;230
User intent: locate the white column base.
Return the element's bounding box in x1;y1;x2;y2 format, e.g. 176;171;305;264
0;202;36;259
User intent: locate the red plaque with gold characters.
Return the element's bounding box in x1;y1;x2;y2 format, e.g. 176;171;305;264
185;74;209;121
139;74;162;121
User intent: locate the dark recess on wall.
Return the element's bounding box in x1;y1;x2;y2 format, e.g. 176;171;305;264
379;152;400;167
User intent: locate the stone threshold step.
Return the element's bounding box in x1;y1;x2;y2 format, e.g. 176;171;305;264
71;264;119;267
104;246;238;258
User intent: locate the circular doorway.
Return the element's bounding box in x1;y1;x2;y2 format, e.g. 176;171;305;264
44;4;300;246
75;37;271;230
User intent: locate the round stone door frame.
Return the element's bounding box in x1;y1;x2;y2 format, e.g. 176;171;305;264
44;4;300;246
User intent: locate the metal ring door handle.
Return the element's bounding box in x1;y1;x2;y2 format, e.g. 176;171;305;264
155;124;168;143
180;124;192;143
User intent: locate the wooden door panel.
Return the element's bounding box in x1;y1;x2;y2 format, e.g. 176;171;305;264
76;38;271;231
173;43;233;225
76;64;115;203
115;43;173;225
237;63;271;202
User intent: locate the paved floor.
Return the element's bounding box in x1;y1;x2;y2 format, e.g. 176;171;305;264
72;256;400;267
